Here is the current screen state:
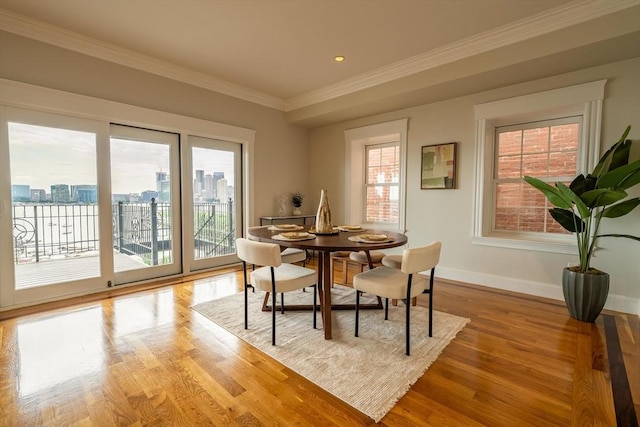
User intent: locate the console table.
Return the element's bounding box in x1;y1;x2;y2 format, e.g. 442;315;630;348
259;214;316;226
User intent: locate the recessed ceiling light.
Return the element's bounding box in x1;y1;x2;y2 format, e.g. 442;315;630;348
334;55;345;62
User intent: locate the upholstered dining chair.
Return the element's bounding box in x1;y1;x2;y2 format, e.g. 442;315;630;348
353;241;441;355
247;226;308;301
236;238;318;345
330;250;384;286
248;226;307;265
381;254;417;307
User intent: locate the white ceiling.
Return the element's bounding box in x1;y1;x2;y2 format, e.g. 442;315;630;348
1;0;639;126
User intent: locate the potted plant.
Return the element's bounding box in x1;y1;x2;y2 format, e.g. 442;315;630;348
524;125;640;322
291;192;304;216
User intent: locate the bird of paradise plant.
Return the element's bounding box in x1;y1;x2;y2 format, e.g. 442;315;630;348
524;125;640;274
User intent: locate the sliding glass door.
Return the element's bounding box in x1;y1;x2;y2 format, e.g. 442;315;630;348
0;106;109;306
0;81;254;310
185;135;242;271
110;124;182;284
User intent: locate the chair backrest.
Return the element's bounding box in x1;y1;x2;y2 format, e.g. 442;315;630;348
400;241;441;275
236;238;282;267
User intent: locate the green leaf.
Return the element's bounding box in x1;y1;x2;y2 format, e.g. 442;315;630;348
609;140;632;171
549;208;584;232
557;182;589;218
619;167;640;190
523;176;572;209
580;188;627;208
592;125;631;177
602;198;640;218
569;174;594;196
597;159;640;189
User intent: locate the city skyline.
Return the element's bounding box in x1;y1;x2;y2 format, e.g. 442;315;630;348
9;122;237;198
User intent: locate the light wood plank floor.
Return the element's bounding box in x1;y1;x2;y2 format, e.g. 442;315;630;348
1;259;638;426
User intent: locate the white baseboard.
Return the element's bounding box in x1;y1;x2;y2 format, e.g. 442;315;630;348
431;266;639;316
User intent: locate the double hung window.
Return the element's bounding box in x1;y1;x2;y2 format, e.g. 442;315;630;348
494;117;580;235
472;80;605;253
345;119;407;231
365;143;400;225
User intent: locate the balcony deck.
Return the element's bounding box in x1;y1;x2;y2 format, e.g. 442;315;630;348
14;252;148;289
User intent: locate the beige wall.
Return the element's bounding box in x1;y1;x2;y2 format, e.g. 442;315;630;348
309;58;640;313
0;31;310;224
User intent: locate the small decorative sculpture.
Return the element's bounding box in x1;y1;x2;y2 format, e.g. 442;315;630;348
278;195;287;216
315;189;332;232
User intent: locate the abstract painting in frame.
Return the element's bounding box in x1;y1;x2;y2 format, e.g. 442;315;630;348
421;142;457;189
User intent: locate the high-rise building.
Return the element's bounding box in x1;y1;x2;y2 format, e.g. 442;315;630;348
195;170;205;195
216;178;228;202
11;184;31;202
212;172;225;199
70;185;98;203
51;184;70;203
30;189;46;202
156;171;170;202
203;174;215;200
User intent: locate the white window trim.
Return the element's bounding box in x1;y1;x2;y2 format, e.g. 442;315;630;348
472;80;606;254
345;119;408;232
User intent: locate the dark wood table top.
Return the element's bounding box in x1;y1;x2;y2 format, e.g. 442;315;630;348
247;226;407;252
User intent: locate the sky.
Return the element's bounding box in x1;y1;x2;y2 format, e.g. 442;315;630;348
9;122;236;195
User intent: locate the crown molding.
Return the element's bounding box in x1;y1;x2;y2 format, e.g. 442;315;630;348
1;0;638;113
0;10;285;110
284;0;640;111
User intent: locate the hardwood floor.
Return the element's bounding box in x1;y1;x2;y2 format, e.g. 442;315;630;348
1;260;638;426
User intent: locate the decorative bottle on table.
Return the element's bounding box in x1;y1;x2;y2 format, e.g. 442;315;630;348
315;189;333;233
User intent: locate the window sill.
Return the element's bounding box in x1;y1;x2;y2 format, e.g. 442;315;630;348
472;233;578;255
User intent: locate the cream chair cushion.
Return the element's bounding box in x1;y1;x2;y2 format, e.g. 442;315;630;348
236;238;316;293
349;251;385;264
251;263;316;293
248;226;306;264
354;242;442;299
381;254;402;269
354;267;427;299
281;247;306;264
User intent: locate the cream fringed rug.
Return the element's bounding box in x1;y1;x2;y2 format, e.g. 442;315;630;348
192;285;469;422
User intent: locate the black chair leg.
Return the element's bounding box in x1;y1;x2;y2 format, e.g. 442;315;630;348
406;299;411;356
406;277;413;356
355;290;360;337
242;261;249;329
281;293;285;314
271;288;277;346
429;268;435;337
313;284;317;329
270;268;276;346
384;298;389;320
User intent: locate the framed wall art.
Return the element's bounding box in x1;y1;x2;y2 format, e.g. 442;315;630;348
421;142;457;189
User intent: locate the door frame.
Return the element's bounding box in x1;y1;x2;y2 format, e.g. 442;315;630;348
0;105;113;306
183;135;243;273
110;124;183;285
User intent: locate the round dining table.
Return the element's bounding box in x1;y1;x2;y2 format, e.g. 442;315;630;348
247;226;407;339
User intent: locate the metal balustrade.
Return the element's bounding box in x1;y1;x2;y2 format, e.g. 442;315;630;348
12;199;235;266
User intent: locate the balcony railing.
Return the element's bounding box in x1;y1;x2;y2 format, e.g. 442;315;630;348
12;199;235;266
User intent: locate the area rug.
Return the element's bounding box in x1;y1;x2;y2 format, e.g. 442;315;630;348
192;285;469;422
